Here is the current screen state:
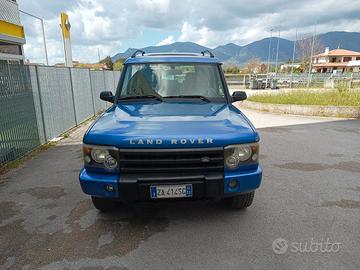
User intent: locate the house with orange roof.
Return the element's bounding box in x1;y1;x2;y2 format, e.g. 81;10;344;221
312;48;360;73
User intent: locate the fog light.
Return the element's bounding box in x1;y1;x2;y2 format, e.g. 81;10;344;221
228;180;238;188
105;184;114;192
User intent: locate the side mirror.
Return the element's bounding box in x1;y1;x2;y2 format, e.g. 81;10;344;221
231;91;247;102
100;91;114;103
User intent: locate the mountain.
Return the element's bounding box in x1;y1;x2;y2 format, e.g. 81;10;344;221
112;31;360;65
213;43;242;60
317;31;360;51
112;42;211;62
214;37;294;64
112;48;138;61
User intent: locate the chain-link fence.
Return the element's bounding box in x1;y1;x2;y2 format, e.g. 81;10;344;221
225;73;360;89
0;61;40;164
0;61;120;165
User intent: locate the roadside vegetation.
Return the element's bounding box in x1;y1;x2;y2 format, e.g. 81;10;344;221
0;114;100;178
99;56;124;71
0;142;57;177
247;88;360;106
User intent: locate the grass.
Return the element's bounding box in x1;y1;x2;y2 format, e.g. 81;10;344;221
0;113;99;178
0;142;57;177
247;89;360;107
60;132;69;139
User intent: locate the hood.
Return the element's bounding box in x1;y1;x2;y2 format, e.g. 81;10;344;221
84;102;258;148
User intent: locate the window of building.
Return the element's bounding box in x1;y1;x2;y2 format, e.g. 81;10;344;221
0;41;22;55
356;57;360;60
343;57;352;62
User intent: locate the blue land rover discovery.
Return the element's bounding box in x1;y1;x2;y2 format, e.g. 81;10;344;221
79;50;262;211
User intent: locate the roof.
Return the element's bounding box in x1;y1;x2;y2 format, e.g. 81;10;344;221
313;49;360;58
124;52;221;64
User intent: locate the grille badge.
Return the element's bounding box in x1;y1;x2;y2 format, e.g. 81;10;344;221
201;156;211;163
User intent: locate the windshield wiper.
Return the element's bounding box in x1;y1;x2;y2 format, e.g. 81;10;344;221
117;95;163;102
163;95;211;102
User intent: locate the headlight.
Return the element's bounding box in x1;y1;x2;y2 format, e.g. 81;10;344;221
224;143;259;170
104;155;118;169
91;149;109;163
83;144;119;171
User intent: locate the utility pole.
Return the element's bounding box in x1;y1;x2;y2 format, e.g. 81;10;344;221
307;26;316;88
19;10;49;65
98;48;101;63
274;30;280;75
265;29;273;88
290;28;298;88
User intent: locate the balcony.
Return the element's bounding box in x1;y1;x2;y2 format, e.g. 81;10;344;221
347;60;360;67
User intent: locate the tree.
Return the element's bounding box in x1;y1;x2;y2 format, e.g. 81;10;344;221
113;59;124;71
99;56;113;70
245;58;263;74
222;64;241;74
259;63;267;73
297;34;324;71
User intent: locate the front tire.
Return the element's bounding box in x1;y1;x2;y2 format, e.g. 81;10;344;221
225;191;255;209
91;196;117;212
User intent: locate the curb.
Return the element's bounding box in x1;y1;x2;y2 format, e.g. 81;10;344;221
241;101;360;118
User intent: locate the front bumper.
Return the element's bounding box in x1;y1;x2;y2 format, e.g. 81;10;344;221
79;165;262;200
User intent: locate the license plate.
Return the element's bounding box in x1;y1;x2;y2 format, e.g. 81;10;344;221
150;184;192;199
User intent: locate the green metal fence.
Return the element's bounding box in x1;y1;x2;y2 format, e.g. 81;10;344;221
0;60;121;165
0;61;40;164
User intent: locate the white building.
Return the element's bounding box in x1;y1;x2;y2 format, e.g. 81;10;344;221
280;63;301;71
312;47;360;73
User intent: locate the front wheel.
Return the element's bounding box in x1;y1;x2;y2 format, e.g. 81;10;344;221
225;191;255;209
91;196;117;212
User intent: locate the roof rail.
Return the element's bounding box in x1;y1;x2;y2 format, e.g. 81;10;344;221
131;49;145;58
201;50;214;58
144;52;199;57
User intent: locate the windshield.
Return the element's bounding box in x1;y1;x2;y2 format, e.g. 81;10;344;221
118;63;226;100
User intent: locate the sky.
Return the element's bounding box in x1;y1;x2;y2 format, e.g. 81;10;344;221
17;0;360;65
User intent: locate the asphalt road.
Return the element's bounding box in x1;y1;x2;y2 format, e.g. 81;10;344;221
1;108;360;270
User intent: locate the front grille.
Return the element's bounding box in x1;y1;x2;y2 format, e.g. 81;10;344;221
119;147;224;174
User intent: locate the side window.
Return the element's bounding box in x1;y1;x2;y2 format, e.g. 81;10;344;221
211;66;225;96
121;65;146;95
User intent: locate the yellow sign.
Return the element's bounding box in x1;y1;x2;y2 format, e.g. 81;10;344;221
60;13;71;38
60;12;72;67
0;20;25;43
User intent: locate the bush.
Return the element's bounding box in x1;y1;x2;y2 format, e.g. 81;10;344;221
113;59;125;71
